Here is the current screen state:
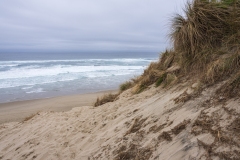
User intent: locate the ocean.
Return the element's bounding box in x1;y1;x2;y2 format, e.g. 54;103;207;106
0;52;158;103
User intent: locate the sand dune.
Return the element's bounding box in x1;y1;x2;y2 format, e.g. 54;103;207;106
0;81;239;160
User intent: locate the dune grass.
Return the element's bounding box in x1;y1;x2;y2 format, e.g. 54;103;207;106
132;0;240;93
94;81;135;107
94;0;240;106
94;93;119;107
119;81;134;92
23;112;39;122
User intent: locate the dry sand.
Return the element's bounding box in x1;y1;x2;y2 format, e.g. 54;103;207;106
0;82;239;159
0;90;117;124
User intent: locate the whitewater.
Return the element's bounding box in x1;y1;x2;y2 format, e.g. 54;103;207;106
0;58;155;103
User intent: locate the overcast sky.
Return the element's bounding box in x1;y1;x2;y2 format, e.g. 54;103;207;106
0;0;187;53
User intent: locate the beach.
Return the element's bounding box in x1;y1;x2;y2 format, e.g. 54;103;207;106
0;90;116;124
0;56;155;124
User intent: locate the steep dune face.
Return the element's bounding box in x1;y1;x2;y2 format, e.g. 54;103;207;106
0;80;239;160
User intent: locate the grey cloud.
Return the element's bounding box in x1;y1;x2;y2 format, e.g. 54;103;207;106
0;0;187;53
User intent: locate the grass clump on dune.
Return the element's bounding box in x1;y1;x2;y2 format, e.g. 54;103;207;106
23;112;39;122
132;0;240;93
131;50;179;93
119;81;134;92
171;0;240;72
94;81;134;107
94;93;119;107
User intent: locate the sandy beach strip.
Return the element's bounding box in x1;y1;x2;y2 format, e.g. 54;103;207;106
0;90;117;124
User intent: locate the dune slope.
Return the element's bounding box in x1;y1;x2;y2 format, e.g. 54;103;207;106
0;79;239;160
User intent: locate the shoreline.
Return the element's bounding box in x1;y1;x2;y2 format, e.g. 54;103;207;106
0;88;118;104
0;90;117;124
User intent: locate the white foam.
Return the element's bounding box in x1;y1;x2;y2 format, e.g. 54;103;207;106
0;65;145;80
22;86;33;90
0;58;154;64
0;58;151;89
0;76;79;89
0;64;18;67
26;88;45;94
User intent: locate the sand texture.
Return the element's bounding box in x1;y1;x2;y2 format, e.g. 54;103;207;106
0;82;240;160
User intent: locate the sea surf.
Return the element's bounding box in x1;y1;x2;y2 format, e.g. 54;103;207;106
0;52;158;103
